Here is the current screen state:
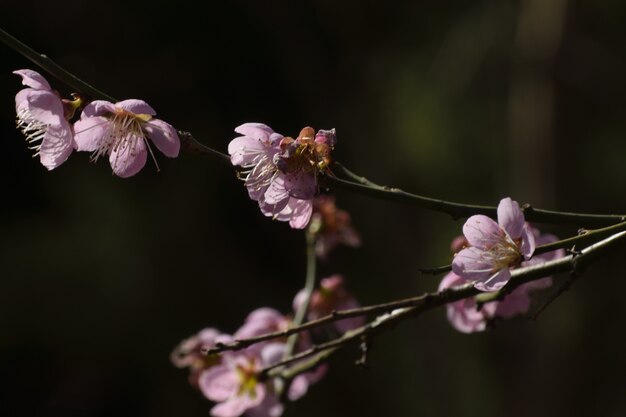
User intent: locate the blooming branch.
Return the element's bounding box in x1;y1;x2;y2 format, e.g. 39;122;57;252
258;229;626;381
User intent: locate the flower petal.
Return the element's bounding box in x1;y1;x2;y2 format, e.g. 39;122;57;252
264;176;290;205
234;123;276;142
288;199;313;229
497;197;525;240
39;122;74;170
288;375;309;401
283;171;317;200
198;365;238;402
520;223;536;259
451;247;493;282
74;116;110;152
17;90;64;126
259;194;291;216
81;100;116;118
13;69;51;91
462;215;502;250
474;268;511;292
144;119;180;157
228;136;266;166
115;99;156;116
210;384;266;417
109;136;148;178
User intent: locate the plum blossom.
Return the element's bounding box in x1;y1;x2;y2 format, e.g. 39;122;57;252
293;275;364;334
198;342;324;417
442;227;566;333
452;197;535;291
228;123;336;229
73;99;180;177
170;328;232;387
308;196;361;259
199;350;269;417
13;69;77;170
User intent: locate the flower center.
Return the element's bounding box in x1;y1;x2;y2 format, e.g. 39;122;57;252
92;108;160;170
235;359;259;399
488;236;523;271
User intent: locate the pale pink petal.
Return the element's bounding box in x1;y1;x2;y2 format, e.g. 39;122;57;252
109;136;148;178
81;100;116;118
228;136;266;166
198;365;238;402
462;215;503;249
244;308;284;325
144;119;180;157
268;132;284;146
446;298;497;333
451;247;493;281
235;309;285;339
13;69;51;91
17;90;64;125
474;268;511;292
15;88;33;108
288;375;309;401
259;198;291;219
73;116;110;152
115;99;156;116
246;395;284;417
39;122;74;170
234;123;275;142
210;384;266;417
283;172;317;200
260;343;286;367
264;177;290;205
288;199;313;229
520;223;536;259
497;197;525;240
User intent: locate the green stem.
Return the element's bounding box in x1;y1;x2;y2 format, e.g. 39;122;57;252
283;231;317;359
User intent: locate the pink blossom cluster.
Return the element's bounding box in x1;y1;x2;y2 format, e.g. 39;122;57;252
171;276;362;417
442;197;566;333
228;123;336;229
13;69;180;177
309;196;361;259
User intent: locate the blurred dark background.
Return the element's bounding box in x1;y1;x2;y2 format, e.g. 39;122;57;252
1;0;625;416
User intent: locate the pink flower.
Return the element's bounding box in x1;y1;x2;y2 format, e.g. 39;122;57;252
198;342;322;417
13;69;75;170
170;328;232;387
309;196;361;259
73;99;180;177
442;227;566;333
452;197;535;291
199;352;268;417
293;275;364;334
228;123;336;229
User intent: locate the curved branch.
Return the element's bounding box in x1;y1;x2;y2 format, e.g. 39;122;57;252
329;163;626;226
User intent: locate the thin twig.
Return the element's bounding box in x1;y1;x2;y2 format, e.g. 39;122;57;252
330;163;626;227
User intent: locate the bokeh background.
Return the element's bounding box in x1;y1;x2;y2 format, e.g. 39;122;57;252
1;1;626;416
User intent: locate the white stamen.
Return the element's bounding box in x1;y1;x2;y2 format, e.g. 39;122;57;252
15;108;47;156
